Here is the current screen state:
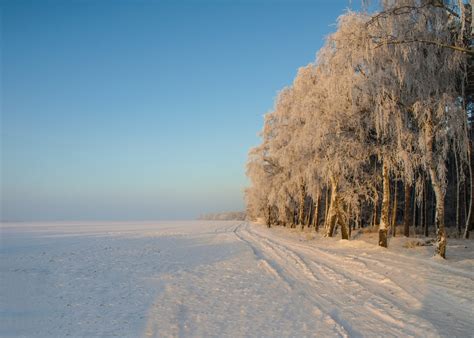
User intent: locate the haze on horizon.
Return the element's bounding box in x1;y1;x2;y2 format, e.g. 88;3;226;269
1;0;358;221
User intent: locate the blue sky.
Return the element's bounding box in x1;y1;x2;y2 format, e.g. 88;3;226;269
2;0;359;221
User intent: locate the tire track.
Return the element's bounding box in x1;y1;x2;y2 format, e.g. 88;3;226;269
240;223;440;337
235;223;351;337
233;223;293;291
250;226;422;309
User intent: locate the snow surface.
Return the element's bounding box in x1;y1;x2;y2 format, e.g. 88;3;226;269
1;221;473;337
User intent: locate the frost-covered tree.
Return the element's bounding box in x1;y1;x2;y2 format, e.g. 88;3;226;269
245;0;471;258
369;0;469;257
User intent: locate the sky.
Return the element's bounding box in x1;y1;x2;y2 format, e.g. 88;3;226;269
1;0;361;221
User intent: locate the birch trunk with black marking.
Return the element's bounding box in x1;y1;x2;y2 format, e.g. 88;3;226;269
425;122;447;258
325;177;339;237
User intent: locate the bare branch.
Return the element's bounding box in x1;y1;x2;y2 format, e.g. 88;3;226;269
375;39;474;56
367;1;459;27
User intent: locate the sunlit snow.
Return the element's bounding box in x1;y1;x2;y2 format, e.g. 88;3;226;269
1;221;472;337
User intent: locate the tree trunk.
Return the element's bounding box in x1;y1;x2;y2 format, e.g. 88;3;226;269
325;186;330;229
463;170;468;231
292;207;298;228
391;179;398;237
325;177;339;237
379;161;390;248
464;138;473;239
411;185;418;236
425;122;447;258
454;149;461;236
349;216;352;237
284;206;291;227
418;175;426;236
298;179;306;229
313;192;320;232
306;198;313;227
372;198;378;228
266;204;271;228
404;181;412;237
373;161;378;229
340;204;349;240
431;176;447;258
423;178;429;237
290;205;296;228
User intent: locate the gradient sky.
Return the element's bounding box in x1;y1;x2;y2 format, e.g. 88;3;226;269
1;0;360;221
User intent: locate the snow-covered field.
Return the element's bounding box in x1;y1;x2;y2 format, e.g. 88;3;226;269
1;221;473;337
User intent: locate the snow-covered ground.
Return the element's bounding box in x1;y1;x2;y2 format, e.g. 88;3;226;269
1;221;473;337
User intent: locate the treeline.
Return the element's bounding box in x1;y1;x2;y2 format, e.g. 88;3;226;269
245;0;473;258
198;211;246;221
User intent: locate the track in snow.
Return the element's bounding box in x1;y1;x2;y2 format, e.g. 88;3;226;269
235;223;439;337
